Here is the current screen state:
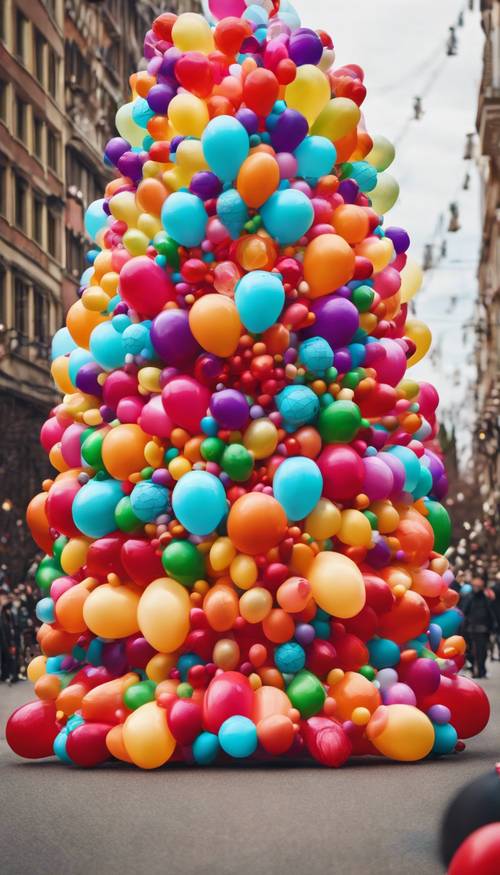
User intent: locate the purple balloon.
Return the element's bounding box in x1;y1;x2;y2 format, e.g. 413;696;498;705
151;309;201;367
271;109;309;153
236;108;259;135
117;151;144;182
75;362;103;396
383;682;417;707
338;179;359;204
385;226;410;254
288;28;323;66
404;658;441;697
427;704;451;724
379;452;406;496
147;82;176;114
104;137;130;166
302;296;359;349
362;455;394;501
189;171;222;201
366;536;392;568
159;47;182;79
102;642;128;676
210;389;249;430
333;348;352;373
126;636;156;669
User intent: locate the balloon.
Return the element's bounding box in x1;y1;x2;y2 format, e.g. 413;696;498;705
317;444;364;502
203;671;254;733
399;257;423;303
168;92;209;138
123;701;176;769
219;715;257;758
295;136;336;181
369;173;400;213
366;705;434;761
236;153;280;208
72;478;124;538
285;64;331;126
448;825;500;875
83;583;140;638
161;376;210;433
119;256;174;316
310;551;365;617
366;135;395;171
102;424;148;480
172;470;227;535
189;294;241;356
202;115;249;183
227;492;287;555
405;319;432;366
441;770;500;866
161;191;208;247
273;456;323;521
235;270;285;332
6;700;59;759
304;234;355;297
261;188;314;244
138;577;190;653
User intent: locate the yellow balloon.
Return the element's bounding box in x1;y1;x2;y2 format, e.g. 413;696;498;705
338;509;373;547
83;584;140;639
81;288;110;312
311;97;361;141
405;319;432;366
369;173;400;214
239;587;273;623
27;654;47;683
305;498;341;540
123;228;149;256
138;577;190;653
366;135;395;171
371;500;400;534
109;190;140;227
400;257;423;303
168;93;210;138
172;13;214;54
356;236;394;273
210;537;237;571
123;701;176;769
285;65;331;127
115;102;145;148
309;551;366;618
60;537;90;575
137;213;162;240
145;653;177;683
243;419;278;459
138;367;162;394
230;554;258;590
51;356;74;393
366;704;435;762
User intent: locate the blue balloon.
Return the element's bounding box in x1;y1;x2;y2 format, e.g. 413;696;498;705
348;161;378;192
216;189;249;239
218;716;258;759
46;656;64;674
130;481;169;523
274;642;306;674
431;722;457;756
202;115;249;183
87;638;104;666
131;97;155;128
177;652;205;681
72;478;124;538
84;198;108;241
431;608;463;638
260;188;314;244
276;385;320;429
53;729;73;765
122;321;155;359
51;327;77;360
273;456;323;520
299;337;334;375
235;270;285;333
193;731;220;765
80;266;94;288
68;347;94;385
385;445;420;492
161;191;208;247
172;471;227;536
90;322;126;370
294;136;336;181
368;637;401;669
243;4;269;24
412;464;433;499
36;597;55;624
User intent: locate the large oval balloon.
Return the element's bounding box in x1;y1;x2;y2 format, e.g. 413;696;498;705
309;551;366;618
202;115;249;183
138;577;190;653
123;701;176;768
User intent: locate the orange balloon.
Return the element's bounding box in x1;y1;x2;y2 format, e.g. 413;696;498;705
295;426;322;459
136;178;168;216
37;624;80;657
26;492;52;554
106;725;133;763
189;294;241;357
333;205;370;245
227;493;287;556
237;152;280;208
257;714;295;755
55;581;93;634
304;234;355;298
213;75;243;107
262;608;295;643
56;683;87;717
377;589;431;645
35;673;61;701
331;671;381;721
82;673;138;723
147;115;171;140
51;356;75;393
334;129;358;163
253;685;292;723
203;583;239;631
66;300;107;349
101;424;149;480
83;583;141;639
262;323;290;354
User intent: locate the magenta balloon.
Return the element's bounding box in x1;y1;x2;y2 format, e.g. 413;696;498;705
362;455;394;500
139;395;173;438
60;423;86;467
116;395;145;424
161;375;210;434
373;339;407;387
119;256;174;317
151;309;201;368
40;416;66;453
317;444;364;502
379;452;406;496
102;370;138;408
404;658;441;697
383;682;417;706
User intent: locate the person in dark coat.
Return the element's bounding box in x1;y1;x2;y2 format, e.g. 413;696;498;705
462;576;497;678
489;578;500;660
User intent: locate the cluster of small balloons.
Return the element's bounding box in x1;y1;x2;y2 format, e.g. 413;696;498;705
6;0;490;769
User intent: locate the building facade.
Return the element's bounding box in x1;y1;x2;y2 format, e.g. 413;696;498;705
0;0;199;584
475;0;500;574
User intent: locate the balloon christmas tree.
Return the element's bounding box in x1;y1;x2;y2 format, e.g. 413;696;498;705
7;0;490;768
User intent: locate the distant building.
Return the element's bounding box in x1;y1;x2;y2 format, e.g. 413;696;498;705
0;0;200;584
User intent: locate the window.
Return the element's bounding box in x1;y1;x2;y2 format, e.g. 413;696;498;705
47;128;59;172
0;81;6;122
14;174;27;230
0;265;5;328
66;42;91;92
34;31;46;84
0;3;5;43
48;48;58;99
33;115;43;158
15;96;27;142
14;275;29;338
15;10;27;62
47;210;58;258
34;287;49;345
0;161;6;216
44;0;56;18
66;229;83;277
33;194;44;244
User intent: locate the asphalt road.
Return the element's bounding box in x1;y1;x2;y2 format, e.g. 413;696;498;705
1;666;499;875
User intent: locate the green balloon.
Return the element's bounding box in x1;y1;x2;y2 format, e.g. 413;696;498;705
201;437;226;463
154;233;180;269
286;670;326;718
221;444;253;482
52;535;68;564
352;285;374;313
425;499;452;554
162;539;205;587
318;400;363;443
114;496;142;532
35;557;61;592
81;430;105;469
359;665;376;681
123;680;156;711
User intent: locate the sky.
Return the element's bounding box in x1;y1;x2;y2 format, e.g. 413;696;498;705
293;0;484;461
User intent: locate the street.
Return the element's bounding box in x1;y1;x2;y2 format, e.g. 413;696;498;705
1;666;498;875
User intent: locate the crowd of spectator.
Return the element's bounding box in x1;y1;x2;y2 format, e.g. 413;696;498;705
0;562;38;684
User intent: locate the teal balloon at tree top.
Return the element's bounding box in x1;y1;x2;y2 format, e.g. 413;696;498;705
172;470;227;536
161;191;208;247
260;188;314;244
235;270;285;333
202;115;250;183
273;456;323;521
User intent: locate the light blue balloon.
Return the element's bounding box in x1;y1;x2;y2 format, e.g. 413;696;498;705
348;161;378;192
243;4;269;24
202;115;249;183
235;270;285;333
161;191;208;247
172;471;227;536
87;638;104;666
386;445;420;492
122;321;155;359
216;189;249;239
68;347;94;385
90;321;126;370
80;266;94;288
72;478;124;538
260;188;314;244
193;731;220;765
295;136;336;181
130;481;169;523
131;96;155;128
36;597;55;624
46;656;64;674
431;608;463;638
431;722;457;756
368;637;401;669
51;327;77;360
84;198;108;241
412;464;433;500
279;0;301;29
299;337;334;375
54;729;73;765
218;716;258;759
276;385;320;429
273;456;323;521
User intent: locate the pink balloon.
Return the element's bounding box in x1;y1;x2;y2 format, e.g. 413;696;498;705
317;445;364;502
40;416;66;453
209;0;246;20
102;370;138;408
139;395;173;438
116;395;145;424
373;266;401;300
203;671;254;734
373;339;407;386
362;455;394;500
61;423;86;467
119;256;175;317
162;376;210;434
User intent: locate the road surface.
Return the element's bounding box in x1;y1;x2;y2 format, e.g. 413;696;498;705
1;666;498;875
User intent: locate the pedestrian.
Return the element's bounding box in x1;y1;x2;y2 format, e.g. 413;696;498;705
489;576;500;660
462;576;497;678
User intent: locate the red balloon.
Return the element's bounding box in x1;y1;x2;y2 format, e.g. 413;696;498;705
119;256;175;317
40;415;66;453
421;674;490;739
317;445;364;502
66;722;112;767
306;639;337;677
363;573;395;614
377;590;430;645
120;539;164;587
214;17;252;57
448;824;500;875
167;698;203;745
330;628;368;671
343;605;379;641
203;671;254;734
86;534;127;579
6;700;59;759
175;52;214;98
162;376;210;434
302;717;352;767
46;476;81;538
243;69;279;116
357;383;397;418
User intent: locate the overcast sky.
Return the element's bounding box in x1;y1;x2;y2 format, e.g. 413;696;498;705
294;0;484;461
